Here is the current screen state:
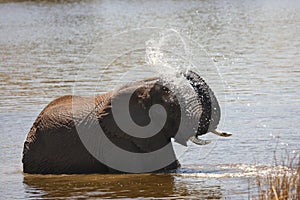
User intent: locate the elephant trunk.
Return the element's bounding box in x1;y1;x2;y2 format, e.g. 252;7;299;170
183;70;232;145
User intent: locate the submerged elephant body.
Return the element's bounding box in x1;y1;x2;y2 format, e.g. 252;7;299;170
22;71;231;174
23;94;113;174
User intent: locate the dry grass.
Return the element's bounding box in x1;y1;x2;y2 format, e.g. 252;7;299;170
253;154;300;200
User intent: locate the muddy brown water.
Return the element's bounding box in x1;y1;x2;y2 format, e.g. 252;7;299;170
0;0;299;199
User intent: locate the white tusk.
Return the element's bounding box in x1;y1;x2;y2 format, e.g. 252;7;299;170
211;129;232;137
189;136;211;145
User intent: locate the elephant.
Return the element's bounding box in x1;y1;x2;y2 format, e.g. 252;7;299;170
22;70;231;174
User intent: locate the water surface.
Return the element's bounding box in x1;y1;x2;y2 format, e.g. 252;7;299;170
0;0;299;199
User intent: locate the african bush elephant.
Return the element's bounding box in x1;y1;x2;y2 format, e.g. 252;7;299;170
22;70;231;174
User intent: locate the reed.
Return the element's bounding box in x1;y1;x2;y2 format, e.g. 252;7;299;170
253;154;300;200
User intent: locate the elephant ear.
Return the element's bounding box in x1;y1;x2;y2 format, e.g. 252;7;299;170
97;78;181;153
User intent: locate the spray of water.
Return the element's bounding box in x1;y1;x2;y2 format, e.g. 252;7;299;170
145;29;191;75
144;30;209;159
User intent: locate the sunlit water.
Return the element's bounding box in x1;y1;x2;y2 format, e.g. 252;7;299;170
0;0;299;199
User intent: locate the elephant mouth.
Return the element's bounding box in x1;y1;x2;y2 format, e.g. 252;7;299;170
182;70;232;145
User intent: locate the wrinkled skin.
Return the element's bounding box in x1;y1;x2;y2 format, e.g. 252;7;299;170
22;71;231;174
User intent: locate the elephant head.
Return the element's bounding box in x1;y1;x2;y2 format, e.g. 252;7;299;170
98;70;231;153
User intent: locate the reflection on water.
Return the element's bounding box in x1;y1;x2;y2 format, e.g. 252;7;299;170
23;173;221;199
22;164;291;199
23;174;176;199
1;0;300;199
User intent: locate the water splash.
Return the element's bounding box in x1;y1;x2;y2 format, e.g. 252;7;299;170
145;29;200;112
177;163;292;178
145;29;202;142
145;29;192;77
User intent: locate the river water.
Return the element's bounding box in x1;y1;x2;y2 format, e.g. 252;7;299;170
0;0;299;199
